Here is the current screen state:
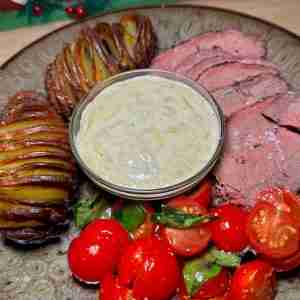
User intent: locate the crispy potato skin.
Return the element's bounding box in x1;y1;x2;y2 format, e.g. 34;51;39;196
0;92;76;244
45;14;157;119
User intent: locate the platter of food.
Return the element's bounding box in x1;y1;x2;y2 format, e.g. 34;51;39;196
1;5;300;300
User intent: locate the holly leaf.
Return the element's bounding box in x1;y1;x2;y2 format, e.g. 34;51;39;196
152;204;213;229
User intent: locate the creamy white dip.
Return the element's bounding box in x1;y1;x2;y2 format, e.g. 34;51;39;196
76;75;220;189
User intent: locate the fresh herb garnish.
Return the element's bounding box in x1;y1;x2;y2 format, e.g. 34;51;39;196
113;204;146;232
152;204;213;229
183;247;241;296
73;194;112;229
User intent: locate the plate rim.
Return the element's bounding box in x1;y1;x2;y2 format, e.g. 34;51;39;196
1;3;300;70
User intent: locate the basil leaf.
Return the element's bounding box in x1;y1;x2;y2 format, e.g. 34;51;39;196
73;195;112;229
183;254;222;296
152;204;213;229
113;204;145;232
211;247;241;267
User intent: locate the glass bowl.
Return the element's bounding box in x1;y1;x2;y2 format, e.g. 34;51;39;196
69;69;225;200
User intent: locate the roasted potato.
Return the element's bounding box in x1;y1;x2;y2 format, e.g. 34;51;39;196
45;14;157;119
0;92;76;244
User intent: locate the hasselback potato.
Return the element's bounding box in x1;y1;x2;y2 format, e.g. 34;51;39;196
0;91;76;244
46;14;157;118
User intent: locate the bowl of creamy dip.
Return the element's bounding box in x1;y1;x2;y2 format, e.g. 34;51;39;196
70;69;224;200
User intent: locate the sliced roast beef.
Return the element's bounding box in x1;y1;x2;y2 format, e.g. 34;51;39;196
263;93;300;129
174;48;239;74
151;29;266;71
212;74;288;118
198;60;279;92
186;54;239;81
213;98;300;207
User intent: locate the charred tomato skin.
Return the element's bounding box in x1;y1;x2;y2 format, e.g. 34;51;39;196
228;259;276;300
246;201;299;259
118;237;180;300
209;204;249;252
161;198;211;257
68;219;129;284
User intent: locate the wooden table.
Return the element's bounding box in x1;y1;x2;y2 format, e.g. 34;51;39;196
1;0;300;66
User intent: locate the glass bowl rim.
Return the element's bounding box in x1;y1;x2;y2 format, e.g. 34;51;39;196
69;69;225;198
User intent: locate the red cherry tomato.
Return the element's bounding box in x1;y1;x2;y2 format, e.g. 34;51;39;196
193;269;230;299
186;179;212;208
228;260;276;300
209;204;248;252
132;212;155;240
256;187;300;224
68;219;129;284
263;250;300;272
161;198;211;257
118;237;180;300
246;201;299;259
167;197;208;215
161;226;211;257
100;273;133;300
179;269;230;300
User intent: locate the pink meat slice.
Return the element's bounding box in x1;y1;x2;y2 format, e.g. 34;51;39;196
212;74;288;118
151;29;266;71
198;60;279;92
263;93;300;129
213;98;300;207
186;54;241;81
175;48;238;74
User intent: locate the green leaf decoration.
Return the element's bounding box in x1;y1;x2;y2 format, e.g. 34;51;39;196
113;204;145;232
73;194;112;229
183;253;222;296
182;247;241;296
210;247;241;267
152;204;214;229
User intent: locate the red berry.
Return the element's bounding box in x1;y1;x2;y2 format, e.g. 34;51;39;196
32;4;43;17
75;5;87;18
65;6;74;16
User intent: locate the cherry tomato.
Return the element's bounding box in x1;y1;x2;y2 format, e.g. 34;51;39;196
179;269;230;300
256;187;300;224
246;201;299;259
263;250;300;272
161;198;211;257
167;197;208;215
132;212;155;240
228;260;276;300
193;269;230;299
161;226;211;257
118;237;180;300
68;219;129;284
209;204;248;252
186;179;212;208
100;273;134;300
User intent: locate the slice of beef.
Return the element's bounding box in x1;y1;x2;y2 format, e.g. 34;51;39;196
151;29;266;71
213;98;300;207
198;60;279;92
186;54;240;81
174;48;239;74
263;93;300;129
213;74;288;118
